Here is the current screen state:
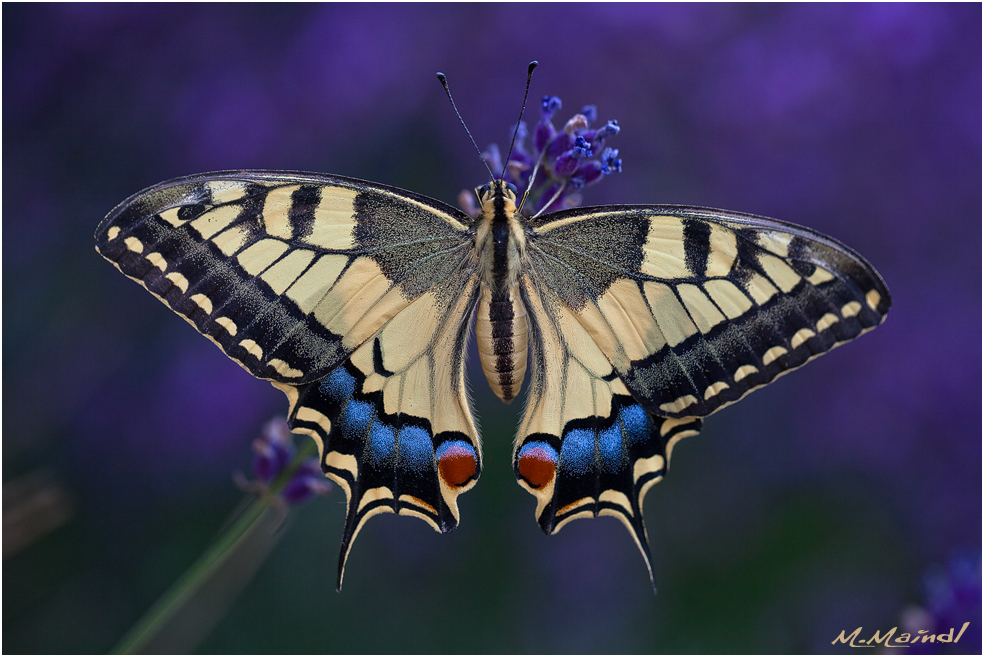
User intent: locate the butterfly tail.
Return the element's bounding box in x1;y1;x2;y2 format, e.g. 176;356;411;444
285;355;477;590
330;412;466;592
624;415;704;593
517;397;702;590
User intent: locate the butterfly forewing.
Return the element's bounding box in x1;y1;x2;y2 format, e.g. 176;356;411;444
526;205;891;420
95;171;474;384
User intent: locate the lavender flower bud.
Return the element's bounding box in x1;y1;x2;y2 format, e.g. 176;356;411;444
533;122;554;153
251;418;294;483
574;160;605;186
601;147;622;174
563;114;589;136
597;120;620;139
281;460;332;505
540;95;562;120
555;137;593;177
546;132;575;163
573;136;593;157
534;96;562;152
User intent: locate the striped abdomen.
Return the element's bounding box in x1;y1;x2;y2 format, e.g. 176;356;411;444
476;284;528;403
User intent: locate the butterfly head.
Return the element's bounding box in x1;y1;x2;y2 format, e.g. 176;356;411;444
475;179;519;205
473;180;521;227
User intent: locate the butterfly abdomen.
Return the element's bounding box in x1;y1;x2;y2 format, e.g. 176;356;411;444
476;285;528;402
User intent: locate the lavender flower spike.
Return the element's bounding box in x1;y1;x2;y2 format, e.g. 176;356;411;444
475;94;623;216
249;417;331;506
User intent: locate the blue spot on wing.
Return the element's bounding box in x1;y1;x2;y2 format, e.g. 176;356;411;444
557;403;653;476
598;422;625;470
518;440;557;461
340;399;374;442
368;420;396;465
324;367;356;402
618;404;651;445
397;425;434;475
560;428;595;476
435;439;477;461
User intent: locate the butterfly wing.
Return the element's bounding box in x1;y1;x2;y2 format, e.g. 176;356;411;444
527;205;891;419
281;264;481;588
95;171;482;587
515;272;702;585
516;205;890;582
95;170;474;384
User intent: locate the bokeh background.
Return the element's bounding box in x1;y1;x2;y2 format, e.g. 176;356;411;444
4;3;980;654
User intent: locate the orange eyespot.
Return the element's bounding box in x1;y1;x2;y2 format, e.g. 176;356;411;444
516;442;557;489
436;441;478;487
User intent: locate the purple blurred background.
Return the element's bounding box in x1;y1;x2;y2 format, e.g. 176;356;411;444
3;4;980;653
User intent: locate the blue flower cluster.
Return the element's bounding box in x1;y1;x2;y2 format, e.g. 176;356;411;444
251;417;331;506
463;95;622;217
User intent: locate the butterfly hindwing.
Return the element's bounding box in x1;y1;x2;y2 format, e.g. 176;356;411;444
528;205;892;420
280;267;482;589
515;272;703;584
511;205;890;582
95;170;474;384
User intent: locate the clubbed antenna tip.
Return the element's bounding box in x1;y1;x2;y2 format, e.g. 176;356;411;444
501;61;539;181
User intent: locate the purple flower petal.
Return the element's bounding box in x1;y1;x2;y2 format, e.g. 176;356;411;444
533;121;555;153
540;95;562;119
282;460;332;505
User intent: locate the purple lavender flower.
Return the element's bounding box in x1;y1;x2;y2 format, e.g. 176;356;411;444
251;417;294;483
248;417;331;506
281;460;332;505
600;147;622;174
468;94;623;218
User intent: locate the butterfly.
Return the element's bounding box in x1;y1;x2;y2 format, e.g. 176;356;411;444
95;73;890;591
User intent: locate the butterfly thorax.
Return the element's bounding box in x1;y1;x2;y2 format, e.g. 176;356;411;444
473;180;529;403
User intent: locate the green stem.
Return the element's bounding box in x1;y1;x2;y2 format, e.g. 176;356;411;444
112;439;317;654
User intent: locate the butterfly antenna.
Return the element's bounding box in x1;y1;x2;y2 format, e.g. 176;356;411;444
437;71;495;180
501;60;538;180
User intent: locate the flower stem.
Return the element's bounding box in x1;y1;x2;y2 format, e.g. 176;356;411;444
111;439;317;654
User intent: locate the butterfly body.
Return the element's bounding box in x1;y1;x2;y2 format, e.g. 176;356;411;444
474;180;529;402
96;169;890;589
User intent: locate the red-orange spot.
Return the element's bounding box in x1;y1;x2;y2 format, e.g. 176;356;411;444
518;447;556;489
438;446;477;487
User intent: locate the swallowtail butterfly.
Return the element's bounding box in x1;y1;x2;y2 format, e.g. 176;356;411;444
95;68;890;590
